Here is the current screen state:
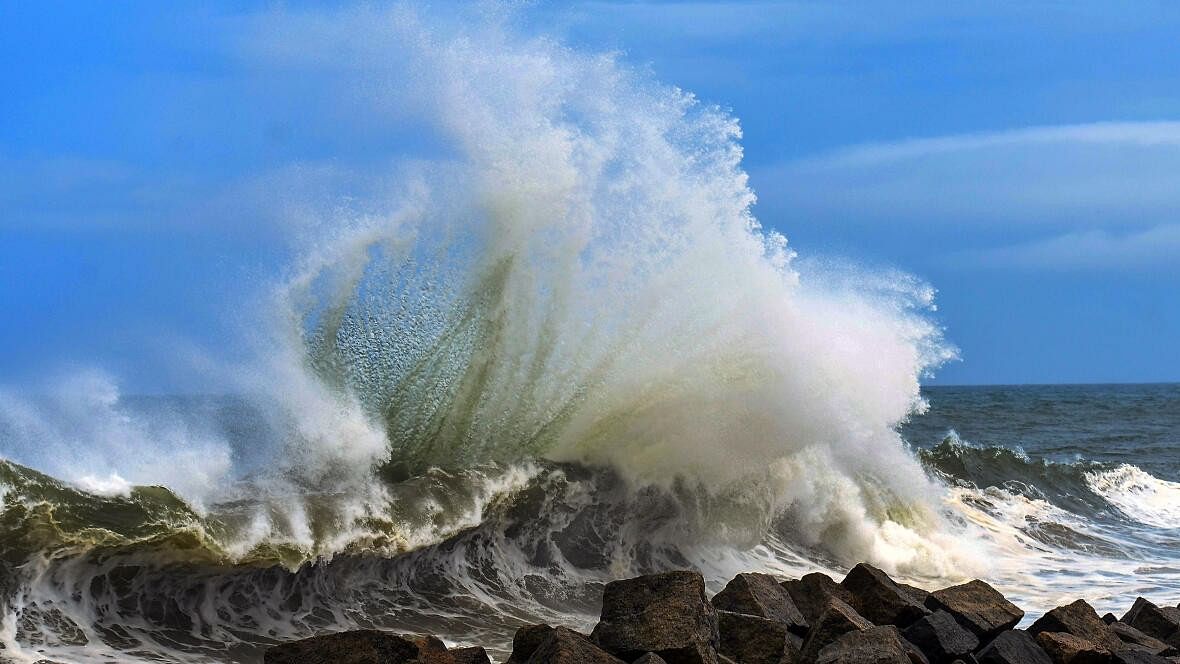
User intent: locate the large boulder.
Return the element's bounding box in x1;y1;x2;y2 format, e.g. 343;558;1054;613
591;571;719;664
508;624;555;664
783;573;855;625
976;630;1053;664
816;626;915;664
800;597;874;662
1110;621;1177;656
264;631;455;664
841;563;930;628
716;610;796;664
528;627;626;664
927;580;1025;641
1122;599;1180;647
451;646;491;664
1034;631;1111;664
1030;600;1124;653
902;610;980;664
712;573;808;636
900;584;932;607
1111;650;1172;664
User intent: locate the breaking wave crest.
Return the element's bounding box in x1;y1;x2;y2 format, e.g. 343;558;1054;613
0;7;1057;663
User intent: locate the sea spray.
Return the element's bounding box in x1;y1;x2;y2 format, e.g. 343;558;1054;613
274;9;961;567
0;7;972;662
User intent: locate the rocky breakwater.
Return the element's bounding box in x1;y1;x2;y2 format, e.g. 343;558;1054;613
264;564;1180;663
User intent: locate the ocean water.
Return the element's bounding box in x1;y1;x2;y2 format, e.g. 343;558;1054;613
1;9;1177;663
909;384;1180;606
1;386;1176;663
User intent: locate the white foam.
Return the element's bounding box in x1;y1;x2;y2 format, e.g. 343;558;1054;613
246;5;965;575
1087;464;1180;529
0;370;233;509
2;4;964;580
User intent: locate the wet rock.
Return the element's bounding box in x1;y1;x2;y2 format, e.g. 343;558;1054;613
528;627;626;664
633;655;669;664
1030;600;1124;653
509;624;555;664
451;646;491;664
1112;650;1173;664
782;573;855;625
800;597;874;662
904;640;933;664
787;632;804;654
903;610;981;664
712;572;808;636
716;610;795;664
264;631;455;664
1111;621;1177;656
591;571;719;664
816;625;914;664
411;636;456;664
977;631;1053;664
927;580;1025;641
1034;631;1111;664
841;563;930;628
1122;599;1180;646
1104;615;1119;626
901;584;932;607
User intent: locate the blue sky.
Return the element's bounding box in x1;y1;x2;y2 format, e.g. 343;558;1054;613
2;1;1179;390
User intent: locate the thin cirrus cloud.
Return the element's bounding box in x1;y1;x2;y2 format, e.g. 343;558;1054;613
956;224;1180;272
762;121;1180;227
755;121;1180;271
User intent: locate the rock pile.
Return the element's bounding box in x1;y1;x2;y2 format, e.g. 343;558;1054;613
263;564;1180;663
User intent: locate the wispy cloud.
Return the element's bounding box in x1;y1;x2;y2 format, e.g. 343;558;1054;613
757;120;1180;231
794;122;1180;170
956;224;1180;271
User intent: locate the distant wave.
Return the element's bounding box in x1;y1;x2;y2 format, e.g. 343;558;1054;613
919;432;1180;526
1085;464;1180;529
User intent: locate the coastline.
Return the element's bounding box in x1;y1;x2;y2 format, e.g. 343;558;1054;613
263;564;1180;664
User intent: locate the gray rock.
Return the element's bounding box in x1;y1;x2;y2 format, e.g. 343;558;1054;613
632;655;669;664
1122;599;1180;647
900;584;933;607
800;597;874;662
1034;631;1111;664
451;646;491;664
1029;599;1124;653
712;573;808;636
528;627;626;664
977;631;1053;664
783;573;855;625
1112;650;1172;664
264;631;455;664
591;571;719;664
716;610;795;664
841;563;930;628
509;624;555;664
903;610;980;664
927;580;1025;641
1111;621;1177;656
816;625;914;664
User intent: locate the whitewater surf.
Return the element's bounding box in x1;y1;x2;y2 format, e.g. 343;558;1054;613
0;8;1176;664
